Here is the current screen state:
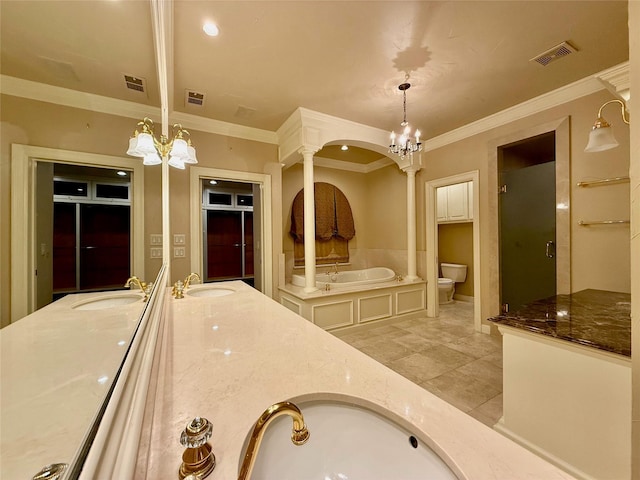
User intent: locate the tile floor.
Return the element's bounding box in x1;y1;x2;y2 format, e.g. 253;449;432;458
332;301;503;427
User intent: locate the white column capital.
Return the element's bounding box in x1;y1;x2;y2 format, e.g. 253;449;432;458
298;146;319;158
402;164;421;175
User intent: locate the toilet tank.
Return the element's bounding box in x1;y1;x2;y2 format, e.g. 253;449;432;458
441;263;467;282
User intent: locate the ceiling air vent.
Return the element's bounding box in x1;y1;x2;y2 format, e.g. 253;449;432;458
123;74;146;93
530;41;577;67
186;90;205;107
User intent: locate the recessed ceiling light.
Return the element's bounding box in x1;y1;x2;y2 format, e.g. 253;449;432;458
209;179;218;185
117;170;127;176
203;22;219;37
341;145;349;151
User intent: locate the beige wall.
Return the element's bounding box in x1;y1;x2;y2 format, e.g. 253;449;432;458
417;90;630;323
438;222;474;297
281;89;630;314
0;95;278;327
167;130;278;284
282;164;368;278
0;95;161;326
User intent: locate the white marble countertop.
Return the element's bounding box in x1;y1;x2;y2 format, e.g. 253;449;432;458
143;281;574;480
0;290;146;479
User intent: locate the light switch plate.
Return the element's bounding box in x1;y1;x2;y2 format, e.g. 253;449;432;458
150;247;162;258
174;234;185;245
174;247;186;258
150;234;163;245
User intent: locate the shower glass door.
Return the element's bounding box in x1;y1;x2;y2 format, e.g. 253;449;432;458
499;161;556;313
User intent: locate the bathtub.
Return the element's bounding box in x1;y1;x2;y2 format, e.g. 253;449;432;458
291;267;396;289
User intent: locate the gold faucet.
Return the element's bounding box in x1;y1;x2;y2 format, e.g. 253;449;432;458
332;262;339;275
124;275;146;291
238;401;310;480
184;272;201;289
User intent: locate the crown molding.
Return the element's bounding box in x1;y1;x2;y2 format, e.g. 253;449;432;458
596;61;630;102
0;75;161;120
0;75;278;145
2;61;629;153
423;63;628;152
313;155;393;173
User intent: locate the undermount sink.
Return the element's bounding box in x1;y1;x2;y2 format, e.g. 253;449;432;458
71;293;144;310
186;286;235;297
244;401;459;480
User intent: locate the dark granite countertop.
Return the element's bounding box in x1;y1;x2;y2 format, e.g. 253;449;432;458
488;289;631;357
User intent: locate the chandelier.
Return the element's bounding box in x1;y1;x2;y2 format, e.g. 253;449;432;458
389;76;422;161
126;117;198;169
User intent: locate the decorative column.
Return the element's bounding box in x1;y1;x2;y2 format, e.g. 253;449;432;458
300;147;319;292
403;164;420;281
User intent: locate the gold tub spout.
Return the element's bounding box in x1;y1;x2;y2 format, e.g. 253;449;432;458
238;401;310;480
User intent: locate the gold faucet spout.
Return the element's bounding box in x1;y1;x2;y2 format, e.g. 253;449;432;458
124;276;145;291
184;272;201;289
238;401;310;480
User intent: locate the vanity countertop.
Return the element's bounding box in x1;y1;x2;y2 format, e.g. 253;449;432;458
141;281;575;479
0;290;146;479
488;289;631;357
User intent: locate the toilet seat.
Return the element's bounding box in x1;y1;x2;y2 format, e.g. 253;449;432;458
438;278;454;286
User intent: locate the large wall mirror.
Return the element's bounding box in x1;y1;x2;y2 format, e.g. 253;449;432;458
4;144;163;478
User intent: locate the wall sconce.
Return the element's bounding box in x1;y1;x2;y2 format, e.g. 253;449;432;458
584;99;630;153
127;117;198;168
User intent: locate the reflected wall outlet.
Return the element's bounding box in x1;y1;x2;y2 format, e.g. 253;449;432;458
174;247;186;258
174;234;185;245
150;247;162;258
150;234;163;245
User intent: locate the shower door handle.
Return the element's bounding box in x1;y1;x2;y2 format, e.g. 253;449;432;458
545;241;555;258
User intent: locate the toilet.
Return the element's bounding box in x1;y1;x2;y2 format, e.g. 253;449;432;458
438;263;467;304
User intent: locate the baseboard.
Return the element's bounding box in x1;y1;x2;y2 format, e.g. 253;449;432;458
453;294;474;303
493;419;595;480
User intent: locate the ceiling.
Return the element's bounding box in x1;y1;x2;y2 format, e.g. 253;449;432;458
0;1;629;163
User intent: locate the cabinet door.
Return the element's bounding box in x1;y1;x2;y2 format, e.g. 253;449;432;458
436;187;448;221
446;182;468;220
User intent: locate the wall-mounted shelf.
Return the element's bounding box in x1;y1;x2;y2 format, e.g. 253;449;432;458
576;176;630;188
578;220;630;226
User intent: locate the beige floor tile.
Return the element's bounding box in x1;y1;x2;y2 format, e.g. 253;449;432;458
402;324;461;344
358;337;414;364
421;370;501;413
479;350;503;369
365;324;411;339
446;333;502;359
388;353;457;384
391;333;441;352
331;301;504;422
472;394;503;424
418;344;476;370
456;359;503;391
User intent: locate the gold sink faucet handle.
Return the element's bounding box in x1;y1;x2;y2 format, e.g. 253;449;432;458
173;280;185;299
179;417;216;480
